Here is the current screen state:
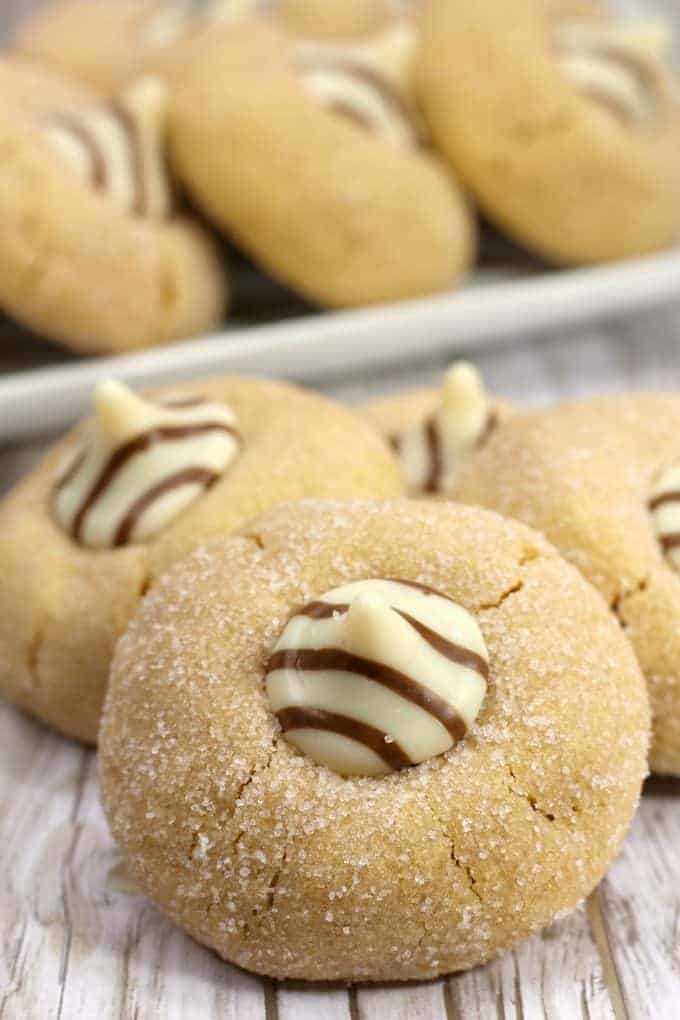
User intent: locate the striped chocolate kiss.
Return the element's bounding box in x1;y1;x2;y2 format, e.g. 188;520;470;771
41;76;173;220
52;380;241;550
392;363;495;495
649;462;680;571
265;578;489;777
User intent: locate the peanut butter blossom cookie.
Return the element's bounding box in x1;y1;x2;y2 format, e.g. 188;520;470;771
364;363;511;495
0;58;225;354
416;0;680;264
100;499;648;982
166;18;475;308
0;377;401;744
454;392;680;776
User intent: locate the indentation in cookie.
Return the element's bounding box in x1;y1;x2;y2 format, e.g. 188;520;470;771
52;380;241;549
649;463;680;570
554;18;672;123
41;77;173;218
294;21;424;146
392;363;494;494
265;577;489;776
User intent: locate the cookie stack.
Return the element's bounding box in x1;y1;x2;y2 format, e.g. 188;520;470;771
2;361;674;982
2;0;679;354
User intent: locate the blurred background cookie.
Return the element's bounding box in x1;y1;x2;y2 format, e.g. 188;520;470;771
13;0;260;93
166;18;475;308
454;392;680;776
416;0;680;264
0;375;401;743
0;57;226;354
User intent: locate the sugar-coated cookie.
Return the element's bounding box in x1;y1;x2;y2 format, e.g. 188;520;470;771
0;58;225;355
416;0;680;264
364;363;512;494
0;377;401;744
454;393;680;776
166;19;475;309
99;498;649;982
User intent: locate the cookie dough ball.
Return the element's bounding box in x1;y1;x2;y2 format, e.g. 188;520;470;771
167;20;475;309
0;58;226;355
454;393;680;775
416;0;680;264
364;362;513;494
99;499;649;982
276;0;398;40
0;376;401;744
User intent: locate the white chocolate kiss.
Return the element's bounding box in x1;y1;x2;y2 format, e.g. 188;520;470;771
295;21;423;148
554;18;672;123
396;362;491;494
42;77;173;219
53;380;240;550
266;578;489;777
649;463;680;571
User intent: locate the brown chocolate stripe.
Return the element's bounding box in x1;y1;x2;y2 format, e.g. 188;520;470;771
423;416;443;493
661;532;680;551
396;610;488;680
108;102;146;217
294;598;486;678
388;433;401;453
649;489;680;511
267;647;467;742
55;449;87;492
46;113;108;190
386;577;457;602
72;422;240;543
277;706;411;771
113;466;218;547
298;601;349;620
298;54;416;133
477;411;498;449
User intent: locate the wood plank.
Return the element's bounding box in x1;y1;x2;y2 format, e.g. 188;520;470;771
277;983;352;1020
446;905;617;1020
355;980;447;1020
0;704;89;1020
595;779;680;1020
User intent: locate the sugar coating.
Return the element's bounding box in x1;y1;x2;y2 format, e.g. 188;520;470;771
0;378;402;744
99;498;649;982
455;391;680;776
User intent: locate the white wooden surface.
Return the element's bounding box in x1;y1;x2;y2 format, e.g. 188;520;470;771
2;2;680;1018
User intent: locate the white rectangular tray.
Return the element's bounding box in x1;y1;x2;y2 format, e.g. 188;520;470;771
1;245;679;442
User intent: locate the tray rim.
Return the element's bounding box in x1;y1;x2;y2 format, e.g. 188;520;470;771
1;244;679;442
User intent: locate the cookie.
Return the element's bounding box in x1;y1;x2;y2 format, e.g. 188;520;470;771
14;0;260;94
0;376;401;744
416;0;680;264
99;498;649;982
277;0;398;40
0;58;225;354
166;18;475;309
364;363;511;494
454;392;680;776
